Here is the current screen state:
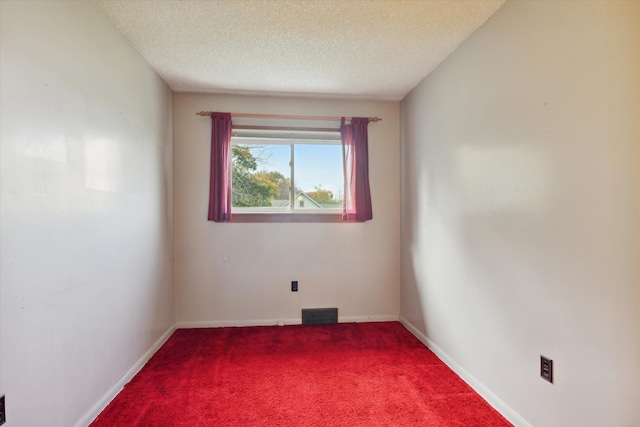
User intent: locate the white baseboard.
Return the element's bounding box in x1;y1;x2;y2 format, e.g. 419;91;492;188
176;318;301;328
340;314;399;323
75;324;177;427
176;314;399;329
399;317;532;427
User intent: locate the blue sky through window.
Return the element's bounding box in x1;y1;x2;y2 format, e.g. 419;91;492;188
254;143;343;199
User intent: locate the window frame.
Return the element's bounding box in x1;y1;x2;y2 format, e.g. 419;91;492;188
229;129;344;223
231;213;343;223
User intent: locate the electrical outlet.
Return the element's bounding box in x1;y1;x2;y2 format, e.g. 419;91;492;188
0;393;6;425
291;281;298;292
540;356;553;383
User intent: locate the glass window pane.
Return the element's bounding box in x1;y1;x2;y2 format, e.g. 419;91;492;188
231;144;291;211
294;144;343;209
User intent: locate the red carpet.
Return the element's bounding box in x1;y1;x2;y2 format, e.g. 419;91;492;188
91;322;511;426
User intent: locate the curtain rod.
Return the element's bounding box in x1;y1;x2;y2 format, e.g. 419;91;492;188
195;111;382;122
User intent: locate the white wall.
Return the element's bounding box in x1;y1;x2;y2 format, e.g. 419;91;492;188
0;1;174;426
174;93;399;326
400;1;640;426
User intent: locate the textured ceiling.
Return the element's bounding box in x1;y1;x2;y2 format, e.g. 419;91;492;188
96;0;505;101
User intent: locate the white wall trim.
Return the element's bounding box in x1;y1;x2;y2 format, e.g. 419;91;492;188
176;318;301;328
75;324;177;427
340;314;399;323
176;314;399;329
399;317;532;427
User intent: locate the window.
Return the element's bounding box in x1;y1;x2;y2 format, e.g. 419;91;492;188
206;112;372;223
230;128;343;218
